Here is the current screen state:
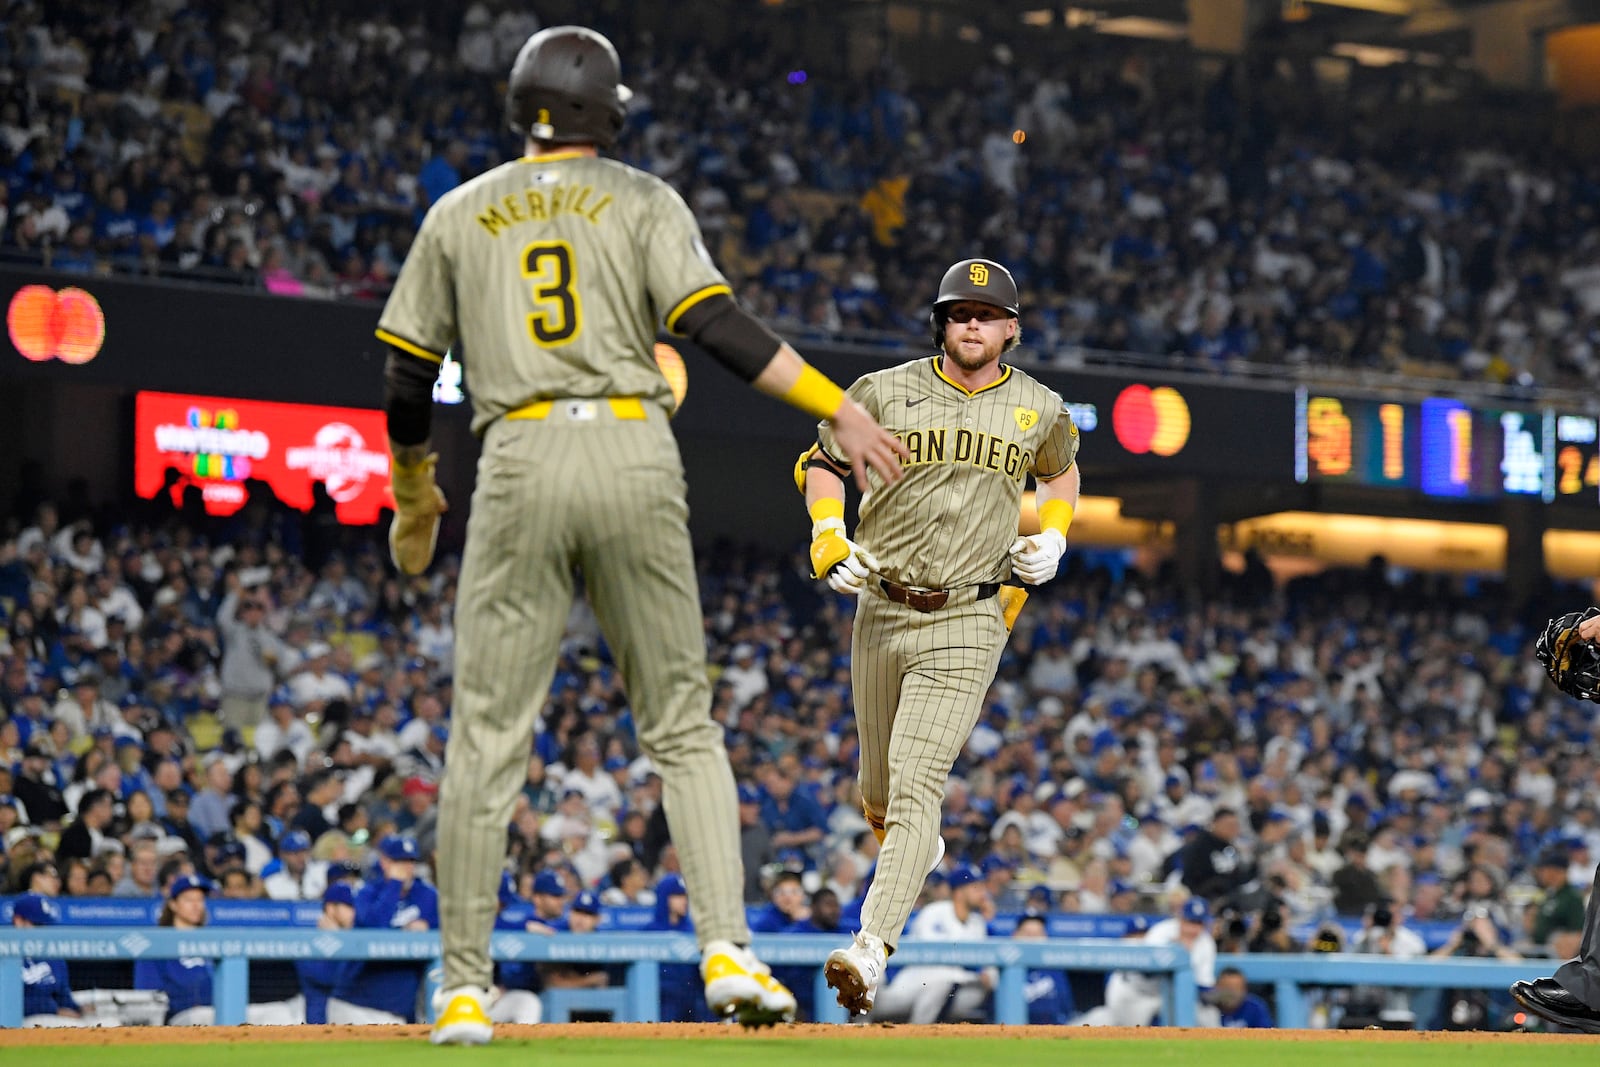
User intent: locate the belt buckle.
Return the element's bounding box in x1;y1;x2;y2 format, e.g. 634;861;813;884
564;400;598;421
909;589;947;612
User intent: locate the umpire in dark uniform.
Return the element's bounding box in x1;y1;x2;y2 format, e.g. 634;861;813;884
1516;609;1600;1032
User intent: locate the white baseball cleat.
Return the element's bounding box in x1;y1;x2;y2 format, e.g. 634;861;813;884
701;939;797;1027
824;930;887;1016
430;985;493;1046
928;836;946;875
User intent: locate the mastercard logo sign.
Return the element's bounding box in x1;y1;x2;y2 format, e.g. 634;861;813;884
8;284;105;364
1112;384;1191;456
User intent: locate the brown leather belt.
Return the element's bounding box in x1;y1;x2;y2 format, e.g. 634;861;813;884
879;579;1000;613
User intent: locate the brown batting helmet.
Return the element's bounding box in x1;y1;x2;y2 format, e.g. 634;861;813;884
930;258;1020;347
506;26;631;148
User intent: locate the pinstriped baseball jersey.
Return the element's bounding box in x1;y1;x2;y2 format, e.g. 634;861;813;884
390;147;757;996
816;357;1078;589
376;151;728;434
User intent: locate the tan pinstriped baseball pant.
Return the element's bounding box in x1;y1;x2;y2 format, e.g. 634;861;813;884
852;585;1006;949
437;404;749;993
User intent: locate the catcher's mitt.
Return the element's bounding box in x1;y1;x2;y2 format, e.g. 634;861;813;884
1535;607;1600;702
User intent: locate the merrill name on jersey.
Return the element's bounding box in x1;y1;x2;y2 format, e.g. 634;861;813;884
476;184;614;236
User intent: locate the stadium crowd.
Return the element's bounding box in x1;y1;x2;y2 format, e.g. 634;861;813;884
0;474;1594;1026
4;1;1600;386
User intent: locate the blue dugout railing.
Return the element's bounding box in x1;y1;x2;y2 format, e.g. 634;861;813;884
1215;953;1540;1029
0;927;1547;1030
0;928;1197;1028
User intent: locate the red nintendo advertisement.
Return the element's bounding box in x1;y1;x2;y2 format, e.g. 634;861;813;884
134;392;392;525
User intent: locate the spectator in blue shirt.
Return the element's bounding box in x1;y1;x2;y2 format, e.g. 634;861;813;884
494;869;567;994
134;874;217;1025
1213;967;1275;1028
137;197;176;251
760;772;826;868
295;882;358;1025
416;142;467;211
133;874;306;1026
487;871;533;975
12;892;87;1026
1013;914;1075;1025
535;890;613;998
781;887;846;1020
94;187;140;259
650;874;709;1022
748;871;810;933
329;835;438;1024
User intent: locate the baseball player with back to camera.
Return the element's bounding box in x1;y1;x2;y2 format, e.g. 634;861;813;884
374;25;908;1045
797;257;1081;1015
1514;607;1600;1032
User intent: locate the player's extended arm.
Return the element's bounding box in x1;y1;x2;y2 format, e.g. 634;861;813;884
1009;465;1080;585
803;464;878;596
672;293;907;490
383;347;449;575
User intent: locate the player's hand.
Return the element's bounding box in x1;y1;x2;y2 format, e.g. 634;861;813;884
1008;528;1066;585
810;517;879;595
830;398;909;491
389;450;447;575
1582;613;1600;643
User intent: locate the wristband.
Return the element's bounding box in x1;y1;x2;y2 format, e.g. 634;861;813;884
781;365;846;420
1039;498;1074;535
809;498;845;524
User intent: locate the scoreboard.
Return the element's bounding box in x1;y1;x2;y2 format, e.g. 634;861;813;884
1295;389;1593;504
1295;394;1413;489
1551;412;1600;503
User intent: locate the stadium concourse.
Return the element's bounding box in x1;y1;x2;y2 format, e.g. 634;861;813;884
3;1;1599;388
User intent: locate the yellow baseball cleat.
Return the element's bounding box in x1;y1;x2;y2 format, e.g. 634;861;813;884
701;939;797;1027
430;986;493;1046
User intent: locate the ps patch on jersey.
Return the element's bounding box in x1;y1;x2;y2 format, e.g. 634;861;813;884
1014;407;1038;432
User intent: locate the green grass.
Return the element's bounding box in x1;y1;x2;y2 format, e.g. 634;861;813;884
31;1037;1600;1067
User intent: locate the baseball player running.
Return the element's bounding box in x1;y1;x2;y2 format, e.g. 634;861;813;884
374;26;907;1045
799;258;1080;1015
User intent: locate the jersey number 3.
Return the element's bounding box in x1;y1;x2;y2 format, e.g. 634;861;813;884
522;240;581;346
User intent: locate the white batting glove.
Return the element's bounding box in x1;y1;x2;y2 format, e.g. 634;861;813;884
1009;528;1066;585
810;517;880;596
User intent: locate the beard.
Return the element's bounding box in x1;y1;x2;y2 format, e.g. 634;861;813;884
944;334;1003;372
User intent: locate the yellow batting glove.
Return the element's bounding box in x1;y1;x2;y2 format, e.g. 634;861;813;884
389;451;447;575
807;498;877;595
998;584;1029;632
810;524;851;579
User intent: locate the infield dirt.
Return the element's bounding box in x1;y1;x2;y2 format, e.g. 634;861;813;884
1;1023;1596;1046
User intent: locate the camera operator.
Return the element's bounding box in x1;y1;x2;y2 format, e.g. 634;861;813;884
1344;903;1426;1028
1212;903;1251;955
1215;875;1301;955
1428;905;1520;1029
1246;895;1301;954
